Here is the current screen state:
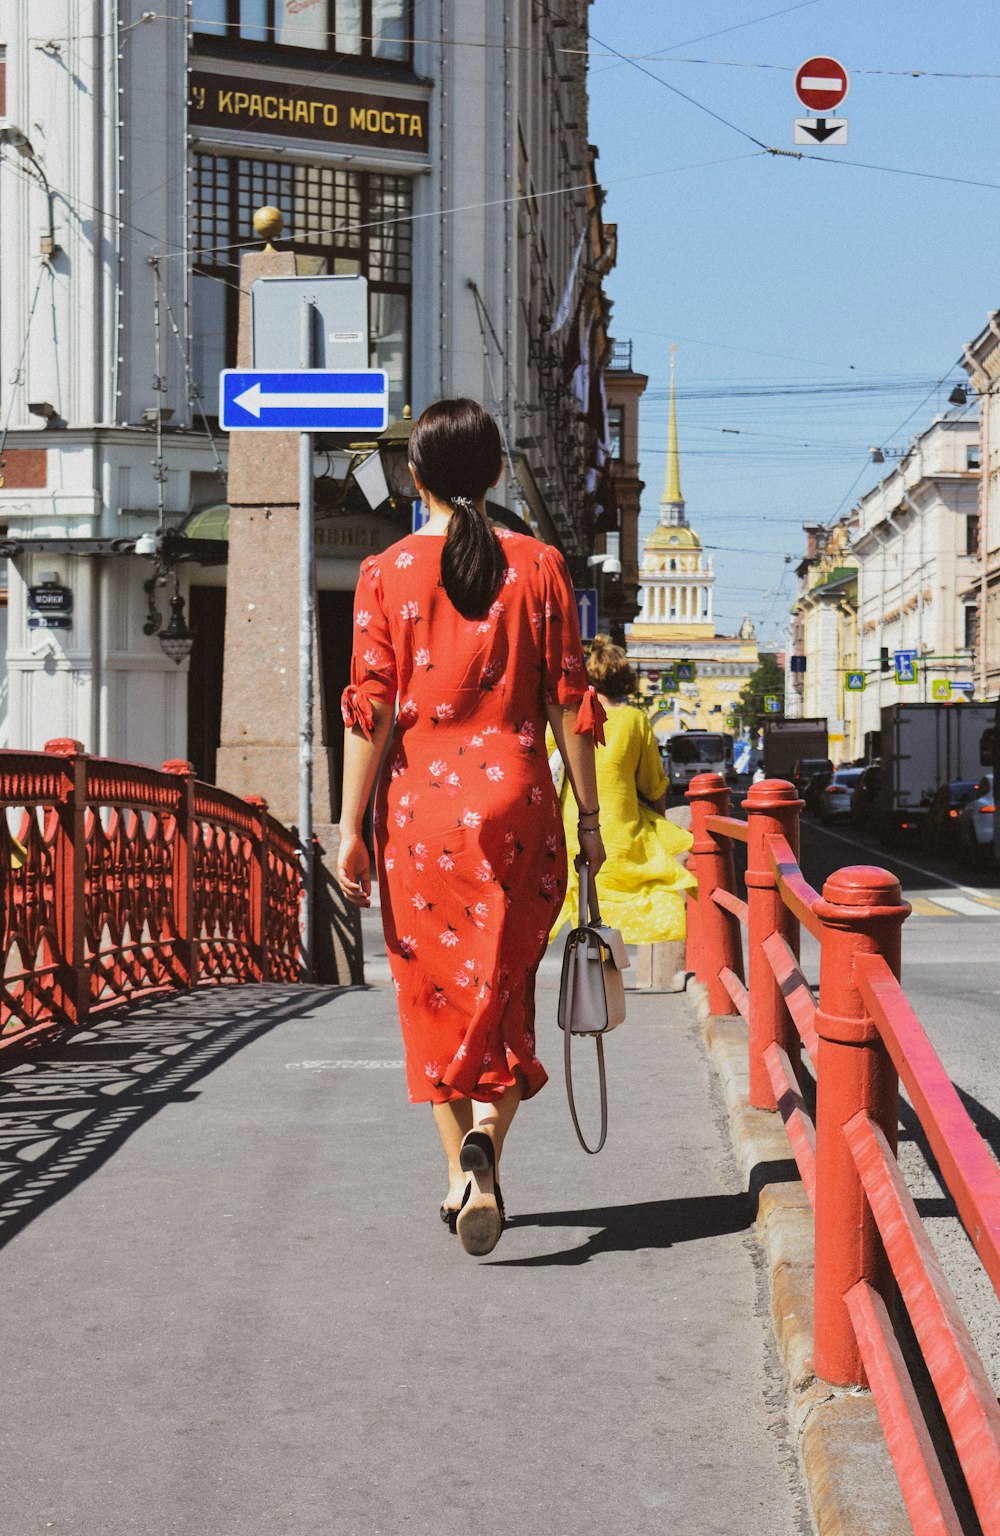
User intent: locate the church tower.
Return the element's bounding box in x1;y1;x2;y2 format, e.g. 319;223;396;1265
633;347;715;637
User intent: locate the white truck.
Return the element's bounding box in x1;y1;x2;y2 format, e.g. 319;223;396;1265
879;702;995;845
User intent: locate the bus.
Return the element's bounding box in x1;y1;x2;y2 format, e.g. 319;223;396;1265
663;731;735;793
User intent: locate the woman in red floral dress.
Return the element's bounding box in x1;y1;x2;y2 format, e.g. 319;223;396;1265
337;399;605;1257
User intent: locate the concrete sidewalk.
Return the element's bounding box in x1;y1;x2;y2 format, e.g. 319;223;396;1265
0;975;811;1536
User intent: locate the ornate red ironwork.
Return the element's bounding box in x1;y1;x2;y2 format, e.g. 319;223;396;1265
0;742;304;1047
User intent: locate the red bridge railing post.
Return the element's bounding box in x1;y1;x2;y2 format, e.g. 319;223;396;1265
246;795;270;982
44;738;89;1026
813;866;909;1387
686;772;743;1016
744;779;803;1110
162;760;198;989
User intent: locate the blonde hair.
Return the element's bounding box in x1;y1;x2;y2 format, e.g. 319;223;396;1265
586;635;636;699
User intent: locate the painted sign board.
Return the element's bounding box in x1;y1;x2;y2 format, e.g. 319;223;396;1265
219;369;388;432
574;588;598;642
795;56;849;112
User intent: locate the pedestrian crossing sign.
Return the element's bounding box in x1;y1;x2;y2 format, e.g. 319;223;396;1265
845;671;865;692
931;680;952;701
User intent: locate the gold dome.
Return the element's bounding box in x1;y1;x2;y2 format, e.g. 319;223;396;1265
645;523;702;551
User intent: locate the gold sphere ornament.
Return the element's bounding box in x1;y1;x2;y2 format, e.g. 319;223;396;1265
253;205;285;249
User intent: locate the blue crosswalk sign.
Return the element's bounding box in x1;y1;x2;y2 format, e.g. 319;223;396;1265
219;369;388;431
894;648;918;685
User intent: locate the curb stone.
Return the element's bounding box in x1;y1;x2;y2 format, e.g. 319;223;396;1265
689;981;912;1536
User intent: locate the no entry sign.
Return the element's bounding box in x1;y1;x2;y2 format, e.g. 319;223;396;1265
795;56;849;113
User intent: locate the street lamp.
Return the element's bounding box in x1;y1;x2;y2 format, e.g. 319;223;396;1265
0;126;58;256
353;406;415;512
159;575;195;666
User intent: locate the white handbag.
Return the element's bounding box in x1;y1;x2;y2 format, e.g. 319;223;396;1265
557;861;630;1152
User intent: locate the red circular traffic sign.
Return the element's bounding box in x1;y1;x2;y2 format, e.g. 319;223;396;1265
795;56;848;113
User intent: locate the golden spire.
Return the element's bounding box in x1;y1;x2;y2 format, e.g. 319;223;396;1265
662;344;684;510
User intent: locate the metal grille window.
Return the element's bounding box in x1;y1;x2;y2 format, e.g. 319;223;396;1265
192;1;412;62
191;153;412;417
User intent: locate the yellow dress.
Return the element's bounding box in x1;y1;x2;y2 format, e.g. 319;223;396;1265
550;703;697;943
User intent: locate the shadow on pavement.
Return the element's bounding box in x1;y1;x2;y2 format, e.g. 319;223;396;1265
0;983;346;1252
489;1179;794;1267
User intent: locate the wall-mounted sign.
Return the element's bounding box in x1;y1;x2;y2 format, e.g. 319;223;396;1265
189;67;429;154
29;584;73;614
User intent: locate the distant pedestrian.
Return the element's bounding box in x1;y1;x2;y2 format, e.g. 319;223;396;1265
337;398;605;1257
550;636;695;944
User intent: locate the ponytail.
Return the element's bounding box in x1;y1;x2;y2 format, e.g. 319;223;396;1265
408;398;508;620
441;496;507;619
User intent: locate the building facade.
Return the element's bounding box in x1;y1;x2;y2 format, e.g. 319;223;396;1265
0;1;615;775
600;338;646;644
786;519;859;762
851;414;980;755
626;354;759;735
962;311;1000;701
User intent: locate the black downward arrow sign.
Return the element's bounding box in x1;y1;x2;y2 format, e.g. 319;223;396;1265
802;117;840;143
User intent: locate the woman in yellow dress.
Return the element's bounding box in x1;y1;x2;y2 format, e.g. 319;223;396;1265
550;637;696;943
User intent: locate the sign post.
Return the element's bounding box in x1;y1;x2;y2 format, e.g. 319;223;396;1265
298;299;316;978
220;347;389;976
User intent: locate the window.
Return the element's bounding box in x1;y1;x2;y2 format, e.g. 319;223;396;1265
193;0;411;62
964;604;979;651
607;404;624;460
191;153;412;418
967;444;981;471
967;515;980;557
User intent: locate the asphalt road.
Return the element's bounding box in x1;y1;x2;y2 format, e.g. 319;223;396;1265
773;805;1000;1399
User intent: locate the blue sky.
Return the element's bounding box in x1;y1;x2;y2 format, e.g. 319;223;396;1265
587;1;1000;646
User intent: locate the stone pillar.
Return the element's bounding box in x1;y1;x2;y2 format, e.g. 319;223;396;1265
216;213;362;985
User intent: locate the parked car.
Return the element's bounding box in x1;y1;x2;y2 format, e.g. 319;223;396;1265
850;763;882;831
818;766;865;823
957;773;996;868
793;756;834;799
803;769;833;816
924;779;978;855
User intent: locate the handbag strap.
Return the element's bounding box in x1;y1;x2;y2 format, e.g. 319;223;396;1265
577;858;602;928
563;1012;608;1154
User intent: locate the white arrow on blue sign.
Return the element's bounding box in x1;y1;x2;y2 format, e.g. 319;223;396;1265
219;369;388;432
575;587;598;642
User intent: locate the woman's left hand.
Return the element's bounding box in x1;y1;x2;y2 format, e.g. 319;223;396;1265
577;826;606;876
337;829;372;907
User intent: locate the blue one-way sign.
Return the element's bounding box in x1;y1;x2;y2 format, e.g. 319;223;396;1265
219;369;388;432
575;587;598;642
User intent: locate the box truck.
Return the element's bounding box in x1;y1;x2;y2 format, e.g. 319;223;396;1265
879;701;995;844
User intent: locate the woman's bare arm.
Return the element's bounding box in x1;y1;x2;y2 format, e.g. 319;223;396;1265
337;704;393;906
546;701;605;874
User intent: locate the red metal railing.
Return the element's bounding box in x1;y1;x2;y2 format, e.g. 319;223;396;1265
688;772;1000;1536
0;739;304;1049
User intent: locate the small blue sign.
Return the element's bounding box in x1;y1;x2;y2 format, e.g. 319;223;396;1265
845;671;865;692
412;500;429;533
677;661;694;681
575;587;598;642
764;695;781;713
952;680;975;697
219;369;388;432
893;648;918;684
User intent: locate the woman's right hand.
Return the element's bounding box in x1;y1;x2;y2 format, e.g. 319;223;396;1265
336;829;372;907
577;826;606;876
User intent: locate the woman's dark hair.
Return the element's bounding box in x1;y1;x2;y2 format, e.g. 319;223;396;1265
408;398;507;619
586;635;636;699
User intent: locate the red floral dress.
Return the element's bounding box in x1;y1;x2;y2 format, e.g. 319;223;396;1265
342;529;601;1105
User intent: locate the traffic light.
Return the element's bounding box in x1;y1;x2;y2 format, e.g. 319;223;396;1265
880;647;890;674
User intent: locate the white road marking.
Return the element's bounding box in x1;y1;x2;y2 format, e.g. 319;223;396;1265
285;1059;405;1070
932;896;1000;919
